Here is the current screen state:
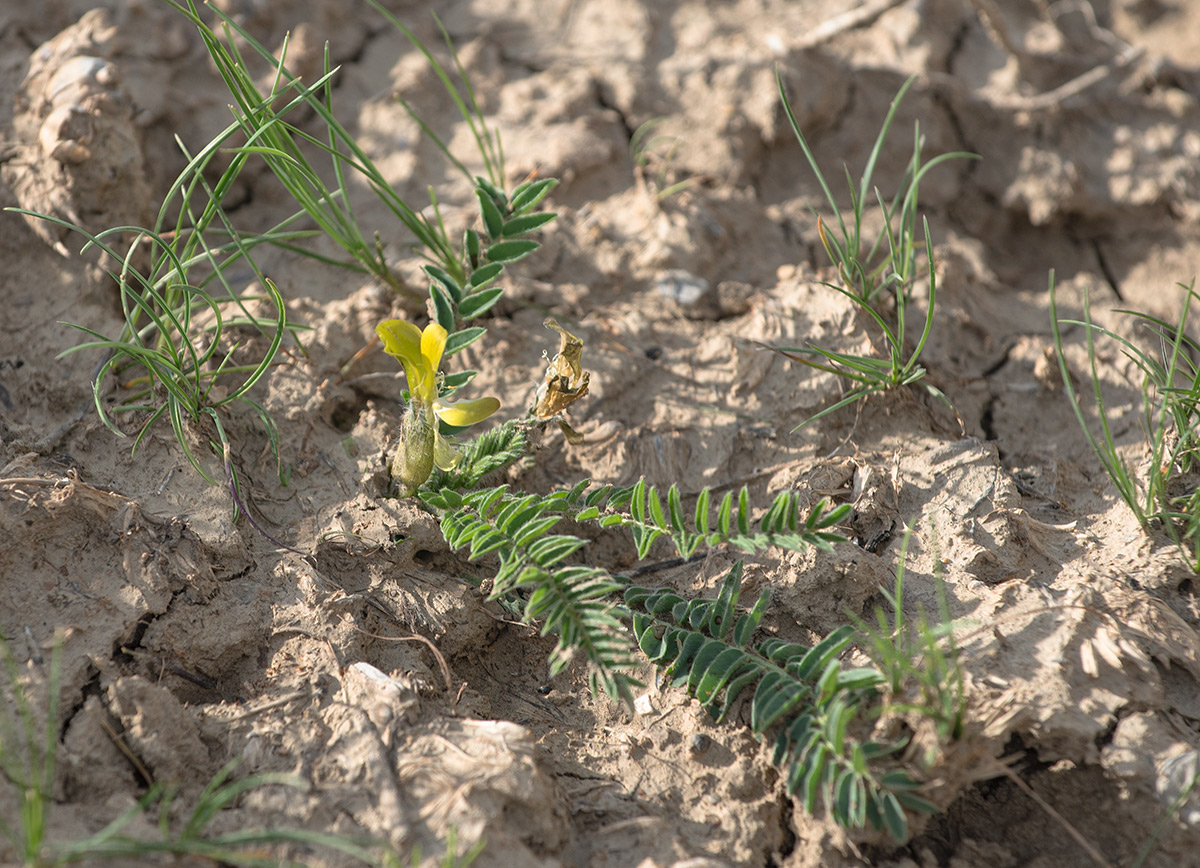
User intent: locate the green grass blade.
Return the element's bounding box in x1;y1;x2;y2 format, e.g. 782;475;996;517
776;69;849;244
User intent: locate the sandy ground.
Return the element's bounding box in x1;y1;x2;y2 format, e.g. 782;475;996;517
4;1;1200;866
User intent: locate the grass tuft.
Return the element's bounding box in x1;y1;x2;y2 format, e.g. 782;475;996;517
770;72;976;429
1051;271;1200;569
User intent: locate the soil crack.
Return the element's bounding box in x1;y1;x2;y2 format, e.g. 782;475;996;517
1091;237;1124;301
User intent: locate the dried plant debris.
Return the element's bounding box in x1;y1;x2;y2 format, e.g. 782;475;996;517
532;317;592;443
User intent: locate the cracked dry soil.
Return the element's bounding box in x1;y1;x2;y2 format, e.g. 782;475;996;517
4;1;1200;866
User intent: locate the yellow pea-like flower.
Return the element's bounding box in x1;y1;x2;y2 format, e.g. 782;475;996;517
377;319;500;494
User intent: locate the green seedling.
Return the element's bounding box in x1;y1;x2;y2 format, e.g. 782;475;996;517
0;629;474;867
11;136;292;497
398;269;950;839
167;1;470;300
10;1;969;848
168;0;418;299
173;0;558;499
10;0;557;515
168;0;557;308
770;216;945;428
630;117;697;200
1051;272;1200;569
53;761;367;867
778;72;974;304
0;631;61;865
852;528;965;750
771;72;975;429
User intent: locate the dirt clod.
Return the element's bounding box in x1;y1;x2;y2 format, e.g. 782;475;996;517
3;1;1200;867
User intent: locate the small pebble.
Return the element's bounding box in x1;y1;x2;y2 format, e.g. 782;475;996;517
688;733;711;756
655;269;710;307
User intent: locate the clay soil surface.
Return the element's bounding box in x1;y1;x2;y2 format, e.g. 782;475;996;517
4;1;1200;866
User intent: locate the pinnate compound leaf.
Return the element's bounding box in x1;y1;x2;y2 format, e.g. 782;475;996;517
621;560;917;839
433;484;639;703
432;477;909;840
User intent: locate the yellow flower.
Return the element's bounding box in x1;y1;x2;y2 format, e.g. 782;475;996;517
377;319;500;494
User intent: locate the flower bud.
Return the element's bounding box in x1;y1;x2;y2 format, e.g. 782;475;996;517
390;405;435;496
